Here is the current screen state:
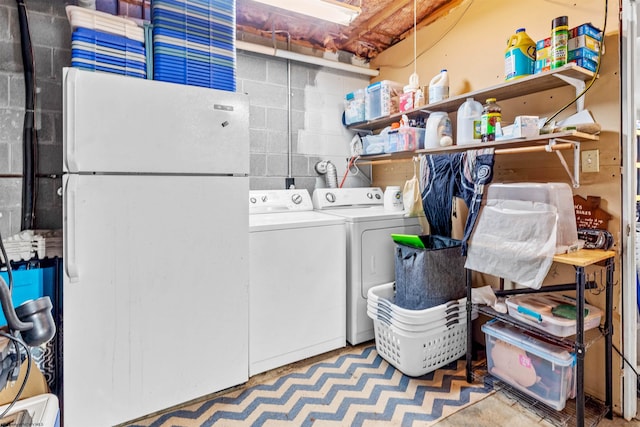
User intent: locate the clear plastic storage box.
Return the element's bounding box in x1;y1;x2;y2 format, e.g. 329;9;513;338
482;320;576;411
505;293;602;337
365;80;402;121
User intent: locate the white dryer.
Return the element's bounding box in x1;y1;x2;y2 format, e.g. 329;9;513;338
249;189;346;376
312;187;423;345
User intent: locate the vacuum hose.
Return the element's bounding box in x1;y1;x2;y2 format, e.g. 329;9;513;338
16;0;36;231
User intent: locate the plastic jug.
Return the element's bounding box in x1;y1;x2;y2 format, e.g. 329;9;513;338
505;28;536;81
456;97;483;145
425;112;453;149
383;186;403;211
428;69;449;104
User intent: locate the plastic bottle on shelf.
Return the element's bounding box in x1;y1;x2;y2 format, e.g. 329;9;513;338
425;112;453;148
551;16;569;69
480;98;502;142
456;97;483;145
414;88;425;108
504;28;536;81
428;69;449;104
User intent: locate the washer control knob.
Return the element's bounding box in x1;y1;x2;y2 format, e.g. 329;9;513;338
261;195;268;202
325;192;336;203
374;192;382;200
249;197;257;204
291;193;303;205
366;192;373;199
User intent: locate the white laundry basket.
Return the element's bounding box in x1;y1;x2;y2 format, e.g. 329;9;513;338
367;282;468;377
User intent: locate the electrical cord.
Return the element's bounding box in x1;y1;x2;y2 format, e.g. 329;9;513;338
375;0;474;70
16;0;38;231
0;331;31;420
0;231;12;293
543;0;608;127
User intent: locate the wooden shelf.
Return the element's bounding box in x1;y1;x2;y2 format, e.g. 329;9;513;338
553;249;617;267
347;63;595;132
355;130;598;165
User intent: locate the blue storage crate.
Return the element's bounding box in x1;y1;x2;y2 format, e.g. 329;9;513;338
0;268;50;327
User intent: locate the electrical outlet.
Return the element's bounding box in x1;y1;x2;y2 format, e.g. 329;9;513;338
581;149;599;173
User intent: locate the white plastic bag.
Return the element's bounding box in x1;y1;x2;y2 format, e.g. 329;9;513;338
403;158;430;234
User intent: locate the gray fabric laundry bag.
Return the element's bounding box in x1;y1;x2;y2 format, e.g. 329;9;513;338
394;235;466;310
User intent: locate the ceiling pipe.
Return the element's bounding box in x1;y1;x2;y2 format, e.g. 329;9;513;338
236;40;379;77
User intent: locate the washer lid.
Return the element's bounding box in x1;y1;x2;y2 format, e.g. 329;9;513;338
249;210;345;232
318;206;415;222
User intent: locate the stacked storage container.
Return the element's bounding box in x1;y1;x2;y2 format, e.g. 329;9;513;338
535;22;602;74
367;282;475;377
151;0;236;91
66;6;147;79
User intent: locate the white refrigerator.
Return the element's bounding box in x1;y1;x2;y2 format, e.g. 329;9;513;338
62;68;249;426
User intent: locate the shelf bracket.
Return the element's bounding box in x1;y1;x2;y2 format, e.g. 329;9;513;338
553;74;587;112
548;138;581;188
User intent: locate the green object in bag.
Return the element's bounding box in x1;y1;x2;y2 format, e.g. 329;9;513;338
551;304;589;320
391;234;425;249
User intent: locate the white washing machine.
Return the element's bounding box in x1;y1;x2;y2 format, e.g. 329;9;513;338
312;187;423;345
249;189;346;376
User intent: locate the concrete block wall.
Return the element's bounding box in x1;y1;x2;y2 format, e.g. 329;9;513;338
237;50;371;193
0;0;70;237
0;2;371;237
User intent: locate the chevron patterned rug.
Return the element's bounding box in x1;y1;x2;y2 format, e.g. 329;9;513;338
127;345;493;427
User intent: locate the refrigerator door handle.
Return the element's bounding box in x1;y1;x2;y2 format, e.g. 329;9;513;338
64;174;80;283
63;68;77;172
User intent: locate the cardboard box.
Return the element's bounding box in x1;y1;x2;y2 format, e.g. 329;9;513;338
569;47;600;64
568;34;601;52
0;360;49;406
570;58;598;73
535;58;550;74
536;37;551;50
536;46;550;61
569;23;602;41
512;115;539;138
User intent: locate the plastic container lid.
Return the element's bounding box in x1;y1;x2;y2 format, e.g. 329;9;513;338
552;16;568;28
482;320;575;367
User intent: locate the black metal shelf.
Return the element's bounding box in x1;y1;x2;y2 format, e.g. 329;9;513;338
476;306;605;351
466;249;616;427
473;363;609;427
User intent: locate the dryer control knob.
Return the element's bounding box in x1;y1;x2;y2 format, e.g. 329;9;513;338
261;195;268;202
249;197;257;204
291;193;303;205
325;192;336;203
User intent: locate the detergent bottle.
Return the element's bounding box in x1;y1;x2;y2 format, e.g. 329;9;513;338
504;28;536;81
428;69;449;104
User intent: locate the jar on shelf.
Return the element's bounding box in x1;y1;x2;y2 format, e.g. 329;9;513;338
481;98;502;142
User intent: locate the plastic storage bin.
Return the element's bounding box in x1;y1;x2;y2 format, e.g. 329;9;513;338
365;80;402;121
485;182;579;253
505;293;602;337
0;393;60;427
386;127;425;153
362;134;386;155
344;89;365;125
482;320;576;411
0;268;47;327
